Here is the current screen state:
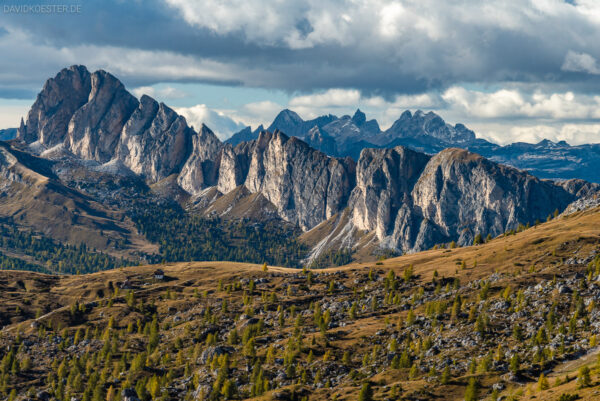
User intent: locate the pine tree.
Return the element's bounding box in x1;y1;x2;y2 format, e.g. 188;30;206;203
578;365;591;388
221;379;235;399
406;309;416;326
510;354;520;374
106;385;116;401
391;355;400;369
538;373;549;390
349;302;358;319
440;365;451;384
92;383;105;401
358;382;373;401
464;377;478;401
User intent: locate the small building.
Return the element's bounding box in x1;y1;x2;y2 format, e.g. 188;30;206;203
154;269;165;280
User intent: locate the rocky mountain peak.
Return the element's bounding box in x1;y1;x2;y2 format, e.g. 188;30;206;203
225;124;265;147
352;109;366;126
303;126;337;155
18;65;92;145
274;109;302;124
384;110;475;144
66;69;139;162
266;109;304;137
398;110;412;120
18;65;209;182
13;66;595;263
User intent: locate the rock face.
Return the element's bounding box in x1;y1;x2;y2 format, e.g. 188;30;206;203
334;147;577;254
15;65;592;258
410;149;573;247
18;66;202;182
182;130;356;230
378;110;476;145
242;131;355;230
116;95;194;181
177;124;223;194
66;70;139;162
350;146;430;240
18;65;91;145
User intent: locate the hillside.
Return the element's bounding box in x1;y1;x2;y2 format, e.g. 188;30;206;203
0;142;155;260
0;207;599;400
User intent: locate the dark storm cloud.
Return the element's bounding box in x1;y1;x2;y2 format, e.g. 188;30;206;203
1;0;600;97
0;87;37;99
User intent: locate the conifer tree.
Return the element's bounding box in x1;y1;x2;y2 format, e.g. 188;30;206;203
358;382;373;401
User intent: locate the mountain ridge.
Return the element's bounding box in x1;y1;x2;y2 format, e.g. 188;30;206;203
230;107;600;183
10;65;600;262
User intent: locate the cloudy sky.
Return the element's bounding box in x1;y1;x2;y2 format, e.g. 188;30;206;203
1;0;600;144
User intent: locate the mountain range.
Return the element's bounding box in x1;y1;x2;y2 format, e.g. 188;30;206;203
2;65;600;266
228;108;600;183
0;128;16;141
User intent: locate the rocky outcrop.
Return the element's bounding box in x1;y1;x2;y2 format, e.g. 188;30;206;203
18;66;202;182
242;131;355;230
177;124;223;194
117;96;192;182
216;145;246;194
16;65;594;260
376;110;476;145
18;65;91;145
350;146;430;240
66;70;139;162
180;130;356;230
410;148;573;247
311;146;578;255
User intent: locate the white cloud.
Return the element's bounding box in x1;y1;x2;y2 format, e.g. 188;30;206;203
131;86;187;100
474;123;600;146
237;101;283;128
163;0;595;50
442;86;600;119
4;1;600;100
284;89;442;128
164;0;360;49
0;26;250;90
289;89;361;108
174;104;246;140
288;89;439;112
561;50;600;75
0;103;29;129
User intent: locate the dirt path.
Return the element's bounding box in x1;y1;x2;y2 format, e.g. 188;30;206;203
549;346;600;377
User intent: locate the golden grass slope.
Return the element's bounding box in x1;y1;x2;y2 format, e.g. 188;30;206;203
0;207;598;400
0;142;156;257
